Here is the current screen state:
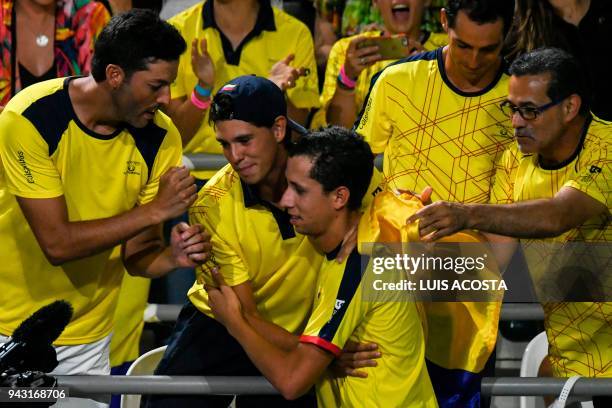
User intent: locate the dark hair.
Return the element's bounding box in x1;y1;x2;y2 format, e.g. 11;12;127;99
91;9;186;82
445;0;515;37
504;0;574;61
509;47;590;115
288;126;374;211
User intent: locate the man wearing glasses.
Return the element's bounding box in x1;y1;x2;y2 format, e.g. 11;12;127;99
410;47;611;406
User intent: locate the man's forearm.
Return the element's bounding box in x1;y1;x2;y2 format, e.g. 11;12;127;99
245;313;300;351
19;199;163;266
164;98;206;146
228;318;313;400
327;88;357;128
466;199;568;238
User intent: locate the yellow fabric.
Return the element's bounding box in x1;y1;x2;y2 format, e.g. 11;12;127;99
356;47;512;203
311;31;447;129
358;191;501;372
110;267;150;367
301;247;437;408
169;1;319;179
188;164;382;334
490;116;612;377
0;78;182;345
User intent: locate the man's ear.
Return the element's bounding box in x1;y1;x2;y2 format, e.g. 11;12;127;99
563;94;582;123
440;8;448;33
332;186;350;210
272;116;288;144
106;64;126;90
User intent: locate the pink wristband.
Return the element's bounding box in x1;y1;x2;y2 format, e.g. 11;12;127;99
339;65;357;89
190;90;211;110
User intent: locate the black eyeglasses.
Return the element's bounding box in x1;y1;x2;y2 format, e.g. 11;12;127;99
499;97;567;121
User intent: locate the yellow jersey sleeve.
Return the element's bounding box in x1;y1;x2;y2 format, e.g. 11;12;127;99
285;23;320;110
563;138;610;207
189;193;250;287
489;147;521;205
136;115;184;205
0;110;63;198
355;71;392;154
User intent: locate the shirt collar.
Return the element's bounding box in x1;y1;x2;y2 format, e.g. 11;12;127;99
202;0;276;33
240;179;296;240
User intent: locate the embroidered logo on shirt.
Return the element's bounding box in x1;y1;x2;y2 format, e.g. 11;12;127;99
589;165;602;174
124;161;142;176
333;299;346;316
17;151;34;184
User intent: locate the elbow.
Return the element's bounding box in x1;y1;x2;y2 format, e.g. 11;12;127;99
278;382;309;401
275;374;312;401
43;245;73;266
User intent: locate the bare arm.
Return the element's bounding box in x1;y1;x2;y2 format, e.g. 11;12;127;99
122;222;211;278
17;166;196;266
231;281;300;352
164;39;215;146
208;271;333;400
409;186;608;241
327;36;381;128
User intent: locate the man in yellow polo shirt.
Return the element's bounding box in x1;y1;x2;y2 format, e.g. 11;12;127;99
354;1;515;406
409;47;611;407
207;127;438;407
0;10;211;406
166;0;319;181
147;76;381;408
311;0;447;129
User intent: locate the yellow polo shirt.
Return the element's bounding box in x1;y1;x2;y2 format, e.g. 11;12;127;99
0;77;182;345
169;1;319;179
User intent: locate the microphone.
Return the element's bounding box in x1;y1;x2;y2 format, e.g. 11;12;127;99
0;300;73;374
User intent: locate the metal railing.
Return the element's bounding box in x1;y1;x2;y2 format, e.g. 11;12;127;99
54;375;612;397
144;303;545;323
183;153;385;171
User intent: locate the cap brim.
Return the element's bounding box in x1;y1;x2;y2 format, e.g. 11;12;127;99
287;118;308;136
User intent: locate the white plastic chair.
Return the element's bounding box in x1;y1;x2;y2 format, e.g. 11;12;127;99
520;331;549;408
120;345;167;408
520;332;593;408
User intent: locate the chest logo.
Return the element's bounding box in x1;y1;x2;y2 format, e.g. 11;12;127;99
589;165;602;174
125;161;142;176
333;299;346;316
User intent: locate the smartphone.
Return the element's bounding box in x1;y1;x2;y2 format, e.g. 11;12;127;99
358;36;417;60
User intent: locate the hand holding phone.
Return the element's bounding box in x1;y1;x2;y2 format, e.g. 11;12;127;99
358;35;424;60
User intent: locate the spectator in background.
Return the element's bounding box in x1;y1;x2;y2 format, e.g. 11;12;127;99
166;0;319;183
311;0;447;129
506;0;612;120
314;0;444;73
0;0;110;109
355;1;515;406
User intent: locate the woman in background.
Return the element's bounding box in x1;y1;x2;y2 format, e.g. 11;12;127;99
507;0;612;120
0;0;109;108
